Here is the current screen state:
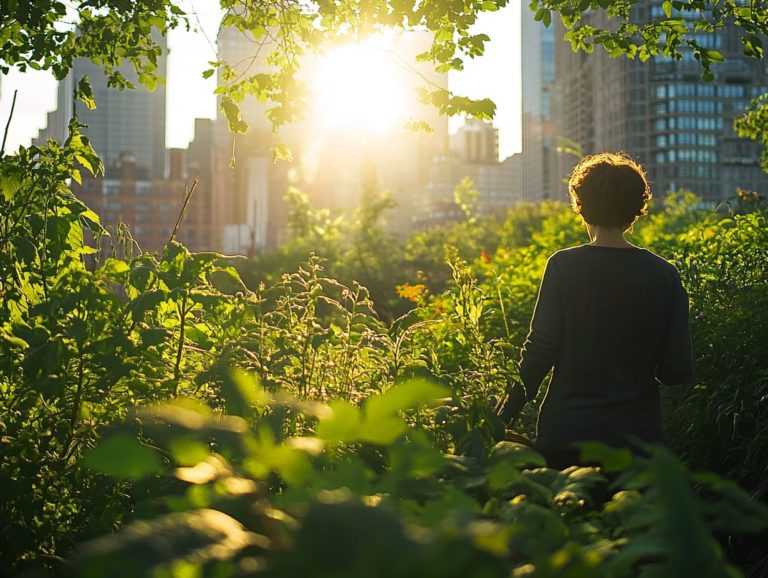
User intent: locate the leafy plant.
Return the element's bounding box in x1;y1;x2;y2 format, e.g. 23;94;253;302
73;376;768;578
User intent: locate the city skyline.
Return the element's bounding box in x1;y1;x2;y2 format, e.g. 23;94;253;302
0;1;521;160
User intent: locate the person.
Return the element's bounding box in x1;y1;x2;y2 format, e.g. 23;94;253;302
499;152;694;470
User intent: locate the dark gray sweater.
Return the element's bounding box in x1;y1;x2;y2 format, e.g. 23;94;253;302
519;244;693;451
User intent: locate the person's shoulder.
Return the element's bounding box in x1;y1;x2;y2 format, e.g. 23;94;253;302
635;247;681;274
547;244;591;263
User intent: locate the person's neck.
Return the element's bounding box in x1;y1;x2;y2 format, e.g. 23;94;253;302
588;225;634;248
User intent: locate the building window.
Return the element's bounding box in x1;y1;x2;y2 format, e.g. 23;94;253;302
136;182;152;195
103;181;121;195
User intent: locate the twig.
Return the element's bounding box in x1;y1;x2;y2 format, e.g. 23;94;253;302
174;292;188;395
1;89;18;157
169;179;198;244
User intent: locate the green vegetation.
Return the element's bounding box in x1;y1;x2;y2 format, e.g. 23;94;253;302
5;0;768;161
2;119;768;576
3;1;768;576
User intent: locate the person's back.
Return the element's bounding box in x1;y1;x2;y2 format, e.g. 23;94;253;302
501;152;694;469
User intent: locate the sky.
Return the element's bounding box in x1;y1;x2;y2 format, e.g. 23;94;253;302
0;1;521;160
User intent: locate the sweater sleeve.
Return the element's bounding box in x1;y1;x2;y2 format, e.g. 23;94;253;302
519;256;563;401
656;269;694;386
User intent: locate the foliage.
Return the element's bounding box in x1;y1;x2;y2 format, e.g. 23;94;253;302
212;0;503;134
72;381;768;578
4;118;768;576
0;0;185;88
4;1;768;577
6;0;768;165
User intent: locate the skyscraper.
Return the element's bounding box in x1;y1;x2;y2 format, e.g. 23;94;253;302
551;1;768;204
520;7;560;202
35;35;167;179
213;25;290;254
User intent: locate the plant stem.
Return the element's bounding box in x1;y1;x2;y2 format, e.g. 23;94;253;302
174;292;188;395
169;180;198;244
0;89;18;157
63;352;85;461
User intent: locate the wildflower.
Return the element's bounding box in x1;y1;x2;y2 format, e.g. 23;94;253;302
396;283;427;303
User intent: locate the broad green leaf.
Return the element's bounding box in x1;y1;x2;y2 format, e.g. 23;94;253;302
169;437;211;466
268;446;312;485
82;434;163;479
73;509;259;578
650;447;729;576
0;171;22;201
490;441;546;468
316;401;362;443
487;460;521;490
578;442;633;472
389;430;444;477
359;415;406;445
365;379;449;420
99;258;130;278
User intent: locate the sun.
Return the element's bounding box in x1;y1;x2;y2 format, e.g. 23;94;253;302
310;36;407;133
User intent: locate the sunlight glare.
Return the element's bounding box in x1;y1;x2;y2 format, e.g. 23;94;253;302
311;37;407;133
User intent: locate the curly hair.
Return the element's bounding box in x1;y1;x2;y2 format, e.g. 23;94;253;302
568;152;652;229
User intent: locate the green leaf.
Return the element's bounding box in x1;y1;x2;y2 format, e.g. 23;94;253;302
662;0;672;18
650;447;728;576
365;379;449;420
271;143;293;163
490;441;546;468
99;258;130;278
0;171;22;201
220;96;248;134
75;75;97;110
72;509;257;577
220;368;268;417
268;446;311;485
127;289;167;320
82;434;163;479
705;49;725;62
359;415;406;445
168;437;211;466
578;441;633;472
316;401;362;443
435;28;453;43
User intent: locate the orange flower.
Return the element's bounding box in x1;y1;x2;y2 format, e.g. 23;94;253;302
396;283;427;303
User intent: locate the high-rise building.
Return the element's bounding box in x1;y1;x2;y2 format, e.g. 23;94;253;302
420;119;519;225
34;33;228;253
451;118;498;165
212;25;290;254
550;2;768;204
520;7;561;202
35;35;167;179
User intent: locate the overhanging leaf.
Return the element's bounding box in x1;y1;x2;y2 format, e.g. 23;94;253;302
82;434;163;479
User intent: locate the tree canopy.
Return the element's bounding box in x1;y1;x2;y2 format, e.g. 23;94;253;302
2;0;768;164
